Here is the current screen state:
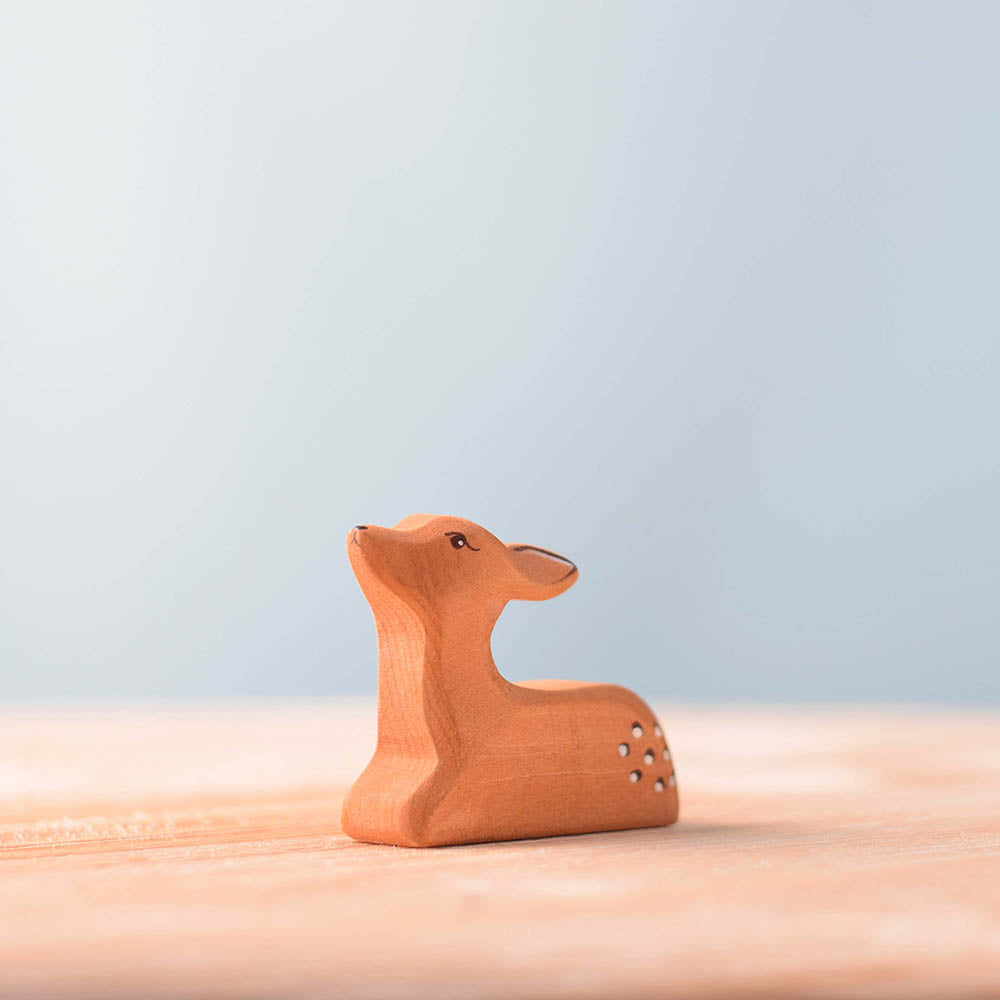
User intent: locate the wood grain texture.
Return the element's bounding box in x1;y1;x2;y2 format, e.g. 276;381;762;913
1;700;999;999
344;515;677;846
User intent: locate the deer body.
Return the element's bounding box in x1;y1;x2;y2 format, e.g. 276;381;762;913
342;515;678;847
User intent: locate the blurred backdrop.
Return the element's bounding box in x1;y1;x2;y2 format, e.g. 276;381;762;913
1;1;998;703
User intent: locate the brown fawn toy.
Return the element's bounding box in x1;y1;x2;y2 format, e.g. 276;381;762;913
342;515;679;847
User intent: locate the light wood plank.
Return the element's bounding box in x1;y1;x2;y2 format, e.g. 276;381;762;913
2;701;998;998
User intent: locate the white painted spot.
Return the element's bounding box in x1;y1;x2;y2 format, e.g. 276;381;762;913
643;750;655;765
654;778;664;792
663;749;671;762
618;743;630;757
629;769;641;783
668;774;676;787
654;724;662;738
631;723;643;738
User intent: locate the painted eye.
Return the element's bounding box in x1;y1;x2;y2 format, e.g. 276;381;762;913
445;531;479;551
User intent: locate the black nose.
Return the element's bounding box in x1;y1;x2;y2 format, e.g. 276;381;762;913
354;524;368;530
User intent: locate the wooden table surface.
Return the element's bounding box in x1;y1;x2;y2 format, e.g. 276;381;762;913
1;700;998;999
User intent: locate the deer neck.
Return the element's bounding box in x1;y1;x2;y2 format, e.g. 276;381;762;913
372;593;509;753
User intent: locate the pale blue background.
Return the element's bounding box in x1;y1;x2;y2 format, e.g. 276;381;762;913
2;1;998;703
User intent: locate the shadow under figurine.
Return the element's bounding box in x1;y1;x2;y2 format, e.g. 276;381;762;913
342;514;679;847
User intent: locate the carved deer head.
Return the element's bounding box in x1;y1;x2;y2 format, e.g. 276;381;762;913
348;514;577;616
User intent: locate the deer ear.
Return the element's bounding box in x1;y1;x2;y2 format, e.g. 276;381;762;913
507;544;578;601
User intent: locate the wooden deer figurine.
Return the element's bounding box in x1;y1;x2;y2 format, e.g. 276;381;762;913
342;515;679;847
